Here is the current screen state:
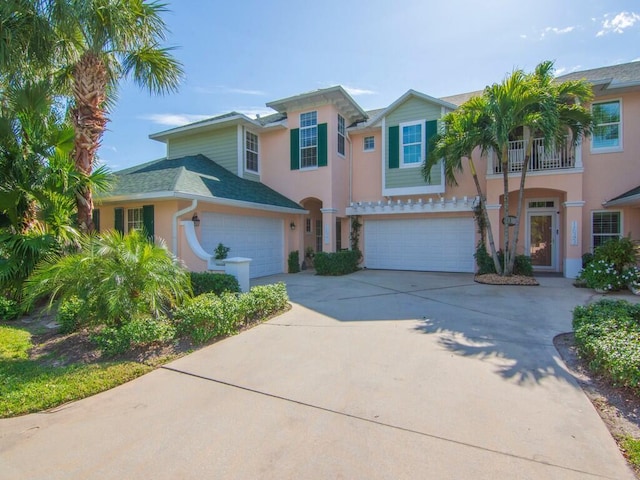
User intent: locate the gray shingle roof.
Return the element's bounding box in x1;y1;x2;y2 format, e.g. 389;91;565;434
557;61;640;85
106;155;305;211
609;185;640;202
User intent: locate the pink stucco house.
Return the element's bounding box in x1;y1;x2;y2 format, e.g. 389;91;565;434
97;61;640;279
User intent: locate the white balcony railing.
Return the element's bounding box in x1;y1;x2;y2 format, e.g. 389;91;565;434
494;137;575;174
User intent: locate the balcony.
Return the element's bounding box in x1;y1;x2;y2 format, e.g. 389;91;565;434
493;137;576;174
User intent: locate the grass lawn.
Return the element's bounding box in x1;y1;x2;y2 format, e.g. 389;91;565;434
0;324;153;418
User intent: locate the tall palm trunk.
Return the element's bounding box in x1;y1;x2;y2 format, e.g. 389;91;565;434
500;147;510;275
71;52;108;232
468;157;501;274
507;136;533;274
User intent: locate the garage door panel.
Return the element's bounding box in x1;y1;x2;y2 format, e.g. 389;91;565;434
364;218;474;273
201;213;284;278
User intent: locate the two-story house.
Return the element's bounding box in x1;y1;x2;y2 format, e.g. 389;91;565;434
97;61;640;279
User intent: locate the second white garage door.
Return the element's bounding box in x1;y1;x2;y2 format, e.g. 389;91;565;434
201;213;284;278
364;217;475;273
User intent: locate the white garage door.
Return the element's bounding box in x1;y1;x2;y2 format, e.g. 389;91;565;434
201;213;284;278
364;217;475;273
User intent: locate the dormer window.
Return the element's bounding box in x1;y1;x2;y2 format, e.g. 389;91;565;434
245;131;259;172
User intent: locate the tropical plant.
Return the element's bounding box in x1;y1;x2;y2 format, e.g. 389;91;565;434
593;236;637;274
214;242;230;260
25;229;191;327
0;0;184;232
426;61;593;275
578;259;624;292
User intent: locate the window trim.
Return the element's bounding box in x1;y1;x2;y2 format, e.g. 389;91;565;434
337;114;345;157
127;207;144;233
591;99;623;154
400;120;425;168
591;210;622;252
305;217;312;234
245;129;260;173
363;135;375;152
300;111;318;170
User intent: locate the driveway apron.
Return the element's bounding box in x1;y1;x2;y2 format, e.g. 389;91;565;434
0;270;634;479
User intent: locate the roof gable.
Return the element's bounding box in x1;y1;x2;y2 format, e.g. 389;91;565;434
367;90;457;127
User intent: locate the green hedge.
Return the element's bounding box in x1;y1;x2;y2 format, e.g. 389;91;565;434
573;299;640;391
314;250;360;276
288;250;300;273
190;272;240;296
0;297;20;321
173;282;289;344
475;245;533;276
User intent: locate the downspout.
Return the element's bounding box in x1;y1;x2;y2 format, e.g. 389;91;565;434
172;199;198;255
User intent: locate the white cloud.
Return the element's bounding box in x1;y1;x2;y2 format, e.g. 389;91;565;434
193;85;266;96
343;85;377;96
520;34;527;39
139;113;213;127
540;25;575;39
597;11;640;36
554;65;582;77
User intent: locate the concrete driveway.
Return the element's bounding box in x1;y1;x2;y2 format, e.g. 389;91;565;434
0;270;635;479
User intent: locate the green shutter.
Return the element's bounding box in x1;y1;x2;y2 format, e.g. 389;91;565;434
425;120;438;156
290;128;300;170
318;123;328;167
142;205;154;239
114;208;124;234
388;125;399;169
92;209;100;232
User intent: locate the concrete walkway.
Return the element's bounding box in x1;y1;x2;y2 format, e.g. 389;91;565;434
0;270;635;479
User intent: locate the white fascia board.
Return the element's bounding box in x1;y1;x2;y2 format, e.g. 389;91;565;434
603;193;640;207
99;191;308;215
367;90;458;127
149;114;262;142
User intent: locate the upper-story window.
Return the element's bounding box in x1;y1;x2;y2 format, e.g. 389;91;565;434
245;131;259;172
364;136;375;152
337;114;345;156
592;100;622;152
401;121;425;167
300;111;318;168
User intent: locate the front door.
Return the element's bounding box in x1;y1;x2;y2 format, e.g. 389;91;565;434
527;211;556;270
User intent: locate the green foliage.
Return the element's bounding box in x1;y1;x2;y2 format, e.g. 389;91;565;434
0;296;20;321
91;317;176;357
173;283;289;344
350;216;362;252
288;250;300;273
56;296;84;333
578;260;624;292
189;272;239;296
475;245;533;276
622;266;640;290
0;325;31;360
214;243;230;260
582;252;594;268
621;436;640;467
573;299;640;390
314;250;360;276
593;236;637;273
25;230;191;329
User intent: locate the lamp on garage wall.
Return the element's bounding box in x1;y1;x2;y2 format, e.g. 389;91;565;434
290;221;296;231
191;214;200;227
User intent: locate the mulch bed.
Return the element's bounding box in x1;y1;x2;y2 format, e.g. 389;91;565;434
474;273;539;286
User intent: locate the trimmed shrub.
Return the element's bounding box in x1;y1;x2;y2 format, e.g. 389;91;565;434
593;236;637;273
573;299;640;390
92;317;176;357
190;272;240;296
582;252;594;268
475;245;533;276
56;296;85;333
0;297;20;321
173;283;289;344
288;251;300;273
314;250;360;276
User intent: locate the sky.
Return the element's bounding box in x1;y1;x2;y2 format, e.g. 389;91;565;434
99;0;640;171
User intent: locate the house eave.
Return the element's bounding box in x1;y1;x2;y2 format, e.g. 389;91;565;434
603;194;640;208
98;191;308;214
149;114;263;143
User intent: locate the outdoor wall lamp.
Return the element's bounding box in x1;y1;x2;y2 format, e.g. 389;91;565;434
290;221;296;231
192;214;201;227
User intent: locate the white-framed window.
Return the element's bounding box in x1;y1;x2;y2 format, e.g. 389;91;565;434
305;218;312;234
300;111;318;168
127;207;143;232
363;136;375;152
592;100;622;152
592;211;621;250
245;130;259;172
337;114;345;156
400;120;425;167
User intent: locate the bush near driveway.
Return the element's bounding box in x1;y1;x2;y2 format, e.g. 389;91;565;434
314;250;360;276
173;283;289;344
573;299;640;390
189;272;240;296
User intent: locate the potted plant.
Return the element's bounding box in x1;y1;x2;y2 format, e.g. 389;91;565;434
214;243;230;265
304;246;315;269
578;259;624;293
622;266;640;295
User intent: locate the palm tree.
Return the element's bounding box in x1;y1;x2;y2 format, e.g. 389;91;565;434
424;61;592;276
1;0;183;232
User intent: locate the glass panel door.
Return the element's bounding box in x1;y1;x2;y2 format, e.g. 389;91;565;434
529;214;553;268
